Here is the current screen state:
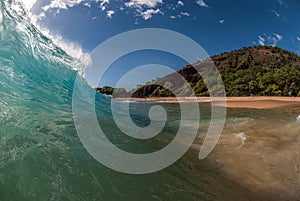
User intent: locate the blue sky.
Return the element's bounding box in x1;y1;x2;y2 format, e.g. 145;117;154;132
23;0;300;88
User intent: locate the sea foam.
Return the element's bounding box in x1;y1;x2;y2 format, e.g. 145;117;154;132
0;5;3;32
236;132;247;148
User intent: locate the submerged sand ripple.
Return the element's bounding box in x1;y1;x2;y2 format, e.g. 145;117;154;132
193;117;300;200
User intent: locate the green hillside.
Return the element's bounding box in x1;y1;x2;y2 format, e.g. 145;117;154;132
131;46;300;97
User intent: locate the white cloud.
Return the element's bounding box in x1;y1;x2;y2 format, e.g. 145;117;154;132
125;0;162;20
170;15;176;19
106;10;115;18
141;9;160;20
196;0;208;7
274;33;283;41
271;9;280;17
177;1;184;6
258;33;283;47
219;19;225;24
297;37;300;42
83;2;91;8
100;0;109;11
125;0;163;8
258;36;265;46
42;0;84;12
28;0;167;21
180;12;190;17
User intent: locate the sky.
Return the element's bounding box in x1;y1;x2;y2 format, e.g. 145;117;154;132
21;0;300;89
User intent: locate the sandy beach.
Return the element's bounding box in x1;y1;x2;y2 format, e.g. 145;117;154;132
115;96;300;109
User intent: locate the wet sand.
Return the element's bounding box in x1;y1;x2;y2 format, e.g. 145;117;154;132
115;96;300;109
221;96;300;109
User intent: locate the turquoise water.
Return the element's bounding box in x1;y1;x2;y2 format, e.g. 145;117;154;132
2;1;300;200
0;1;217;200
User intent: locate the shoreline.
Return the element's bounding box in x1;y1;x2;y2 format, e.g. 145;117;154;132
114;96;300;109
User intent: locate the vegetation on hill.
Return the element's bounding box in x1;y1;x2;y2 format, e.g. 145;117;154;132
95;86;130;97
130;46;300;97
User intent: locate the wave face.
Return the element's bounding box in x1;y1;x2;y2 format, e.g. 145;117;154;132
0;1;109;200
0;1;215;201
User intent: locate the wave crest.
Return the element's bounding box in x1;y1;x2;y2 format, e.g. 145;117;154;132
2;0;91;75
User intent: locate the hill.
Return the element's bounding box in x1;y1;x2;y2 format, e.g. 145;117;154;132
131;46;300;97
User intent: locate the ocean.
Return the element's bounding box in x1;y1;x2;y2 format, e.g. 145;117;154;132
1;1;300;200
